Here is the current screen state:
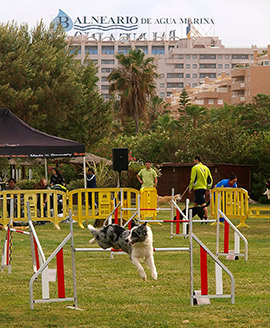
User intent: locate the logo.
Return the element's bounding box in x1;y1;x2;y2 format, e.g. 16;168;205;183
51;9;73;32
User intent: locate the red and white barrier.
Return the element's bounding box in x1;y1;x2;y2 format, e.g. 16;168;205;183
29;207;77;310
216;195;248;261
29;204;236;309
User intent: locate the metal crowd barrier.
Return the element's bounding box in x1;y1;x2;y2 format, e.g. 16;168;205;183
68;188;139;228
210;188;250;228
0;189;68;229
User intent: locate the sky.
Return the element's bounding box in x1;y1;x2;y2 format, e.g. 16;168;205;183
1;0;269;48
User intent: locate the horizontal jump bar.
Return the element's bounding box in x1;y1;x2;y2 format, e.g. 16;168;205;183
140;220;189;223
10;228;30;235
218;252;245;257
74;247;189;252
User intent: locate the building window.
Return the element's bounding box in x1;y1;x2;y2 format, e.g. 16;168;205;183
186;54;191;59
218;99;224;105
85;46;98;54
192;55;197;59
232;54;249;59
186;74;191;78
224;55;230;59
218;55;223;59
160;83;165;88
102;46;114;54
167;73;184;78
195;99;204;105
101;85;109;90
192;73;198;78
160;92;165;97
186;64;191;69
218;64;223;69
167;83;184;88
101;76;108;81
199;63;216;69
193;64;198;69
152;46;165;55
102;94;110;100
208;99;214;105
160;73;165;78
199;54;216;59
199;73;216;78
69;46;81;55
224;64;230;69
174;63;184;69
167;92;172;97
101;59;115;65
118;46;131;54
178;54;183;59
192;83;198;87
135;46;148;54
101;67;113;73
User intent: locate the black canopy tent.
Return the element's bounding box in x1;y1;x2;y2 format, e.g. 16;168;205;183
0;108;87;185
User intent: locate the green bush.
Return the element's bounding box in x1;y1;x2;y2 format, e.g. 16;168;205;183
16;179;39;190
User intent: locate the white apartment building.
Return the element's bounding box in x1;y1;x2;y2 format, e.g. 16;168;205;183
68;34;262;100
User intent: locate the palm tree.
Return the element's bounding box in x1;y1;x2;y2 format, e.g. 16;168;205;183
108;49;158;133
185;104;207;128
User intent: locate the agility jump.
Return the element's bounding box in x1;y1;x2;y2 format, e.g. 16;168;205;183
28;203;236;309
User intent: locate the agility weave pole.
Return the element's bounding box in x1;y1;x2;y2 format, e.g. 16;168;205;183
216;195;248;261
29;208;78;310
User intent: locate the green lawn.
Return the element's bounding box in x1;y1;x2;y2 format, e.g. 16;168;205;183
0;211;269;328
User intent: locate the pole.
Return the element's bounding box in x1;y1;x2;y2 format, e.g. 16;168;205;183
44;158;48;181
83;157;87;189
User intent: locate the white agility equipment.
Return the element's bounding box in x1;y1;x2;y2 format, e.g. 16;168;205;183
216;194;248;261
29;203;236;309
1;199;46;274
29;206;77;310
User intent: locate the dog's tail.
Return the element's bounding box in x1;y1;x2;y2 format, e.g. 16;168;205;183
202;200;210;208
88;224;97;236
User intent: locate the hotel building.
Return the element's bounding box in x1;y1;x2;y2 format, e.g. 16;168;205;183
68;34;264;100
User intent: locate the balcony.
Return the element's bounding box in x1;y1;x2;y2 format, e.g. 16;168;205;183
231;69;245;78
231;95;245;104
231;82;245;91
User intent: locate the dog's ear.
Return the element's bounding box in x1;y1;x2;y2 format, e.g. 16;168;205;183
141;222;147;227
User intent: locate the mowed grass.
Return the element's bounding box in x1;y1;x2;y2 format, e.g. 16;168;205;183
0;207;270;328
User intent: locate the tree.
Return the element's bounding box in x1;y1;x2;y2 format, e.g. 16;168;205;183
0;21;112;147
185;104;207;128
178;88;191;111
108;49;158;134
146;95;170;129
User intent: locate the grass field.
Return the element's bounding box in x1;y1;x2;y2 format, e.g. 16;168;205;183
0;209;270;328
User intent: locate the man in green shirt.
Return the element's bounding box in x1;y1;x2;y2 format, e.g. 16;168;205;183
189;155;213;220
137;161;158;188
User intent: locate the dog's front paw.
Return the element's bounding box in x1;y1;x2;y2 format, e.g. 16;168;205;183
140;273;147;281
89;238;96;244
152;272;158;280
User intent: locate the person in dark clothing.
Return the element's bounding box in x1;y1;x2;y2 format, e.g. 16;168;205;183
87;168;98;208
50;167;66;187
34;178;50;221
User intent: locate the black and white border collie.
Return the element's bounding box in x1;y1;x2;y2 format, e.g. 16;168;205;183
88;223;157;281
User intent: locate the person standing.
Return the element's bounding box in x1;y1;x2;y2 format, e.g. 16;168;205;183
50;167;66;187
87;168;97;208
189;155;213;220
137;161;158;188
